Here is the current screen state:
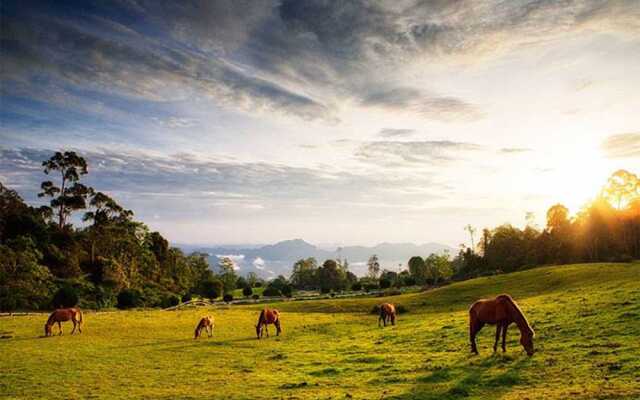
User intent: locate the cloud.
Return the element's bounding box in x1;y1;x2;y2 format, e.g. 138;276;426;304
601;133;640;159
252;257;266;270
378;128;416;138
361;86;483;122
499;147;532;154
355;140;483;165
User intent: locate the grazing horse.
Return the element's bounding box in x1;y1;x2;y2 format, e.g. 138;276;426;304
255;308;281;339
194;315;215;339
378;303;396;327
44;308;83;337
469;294;535;356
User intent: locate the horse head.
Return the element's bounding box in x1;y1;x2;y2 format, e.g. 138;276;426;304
520;330;534;356
44;323;52;337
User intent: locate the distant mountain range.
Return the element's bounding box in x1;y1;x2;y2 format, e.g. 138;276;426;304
178;239;454;278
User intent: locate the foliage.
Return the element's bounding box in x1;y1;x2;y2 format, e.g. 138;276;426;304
367;254;380;279
223;293;233;303
379;277;391;289
242;286;253;297
199;279;222;300
262;287;282;297
52;286;79;308
117;288;142;309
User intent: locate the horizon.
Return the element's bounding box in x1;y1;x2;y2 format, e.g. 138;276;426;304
2;1;640;247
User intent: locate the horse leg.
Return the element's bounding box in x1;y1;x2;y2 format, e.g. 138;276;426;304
275;320;281;336
470;321;483;354
501;324;508;352
265;325;269;337
208;325;213;338
493;323;501;352
58;321;63;336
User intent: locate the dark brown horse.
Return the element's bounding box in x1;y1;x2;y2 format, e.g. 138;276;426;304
469;294;535;356
44;308;83;337
194;315;214;339
255;308;281;339
378;303;396;327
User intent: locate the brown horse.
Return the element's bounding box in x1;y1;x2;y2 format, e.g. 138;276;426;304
469;294;535;356
378;303;396;327
255;308;281;339
44;308;83;337
194;315;214;339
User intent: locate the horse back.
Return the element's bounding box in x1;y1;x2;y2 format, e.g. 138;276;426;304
262;308;279;324
381;303;395;315
470;296;510;324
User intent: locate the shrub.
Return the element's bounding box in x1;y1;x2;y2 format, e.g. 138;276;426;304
396;304;408;314
117;289;142;309
0;287;18;312
199;279;223;300
223;293;233;303
281;285;293;298
370;305;380;315
351;282;362;291
403;276;416;286
242;286;253;297
252;294;260;300
320;287;331;294
52;286;79;308
330;292;336;297
254;281;263;288
364;283;378;292
617;254;633;263
161;294;181;308
182;292;193;302
379;278;391;289
263;287;281;297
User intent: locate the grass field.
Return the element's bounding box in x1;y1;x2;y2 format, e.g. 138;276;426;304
1;263;639;399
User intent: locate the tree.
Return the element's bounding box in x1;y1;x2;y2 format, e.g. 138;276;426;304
367;254;380;279
242;286;253;297
546;204;570;232
318;259;347;292
218;257;238;294
38;151;93;229
290;257;318;289
601;170;640;210
465;225;476;252
199;279;223;300
424;252;452;285
246;272;259;287
408;256;426;283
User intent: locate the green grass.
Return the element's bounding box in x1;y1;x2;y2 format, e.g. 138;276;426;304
1;263;639;399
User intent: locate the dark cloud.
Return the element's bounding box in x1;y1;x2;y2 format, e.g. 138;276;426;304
601;133;640;159
378;128;416;138
355;140;483;165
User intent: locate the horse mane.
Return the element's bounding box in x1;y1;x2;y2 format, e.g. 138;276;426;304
501;295;534;336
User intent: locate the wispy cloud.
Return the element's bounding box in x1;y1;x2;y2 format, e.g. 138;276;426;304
601;133;640;159
355;140;483;166
499;147;532;154
378;128;416;138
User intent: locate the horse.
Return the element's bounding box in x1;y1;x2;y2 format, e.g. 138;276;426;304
44;308;83;337
255;308;281;339
194;315;214;339
378;303;396;327
469;294;535;356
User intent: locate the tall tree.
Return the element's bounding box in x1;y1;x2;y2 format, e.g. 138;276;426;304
408;256;426;283
465;224;476;251
367;254;380;279
38;151;93;228
218;257;238;294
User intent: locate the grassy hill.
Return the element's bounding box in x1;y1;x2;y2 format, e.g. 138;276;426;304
1;263;639;399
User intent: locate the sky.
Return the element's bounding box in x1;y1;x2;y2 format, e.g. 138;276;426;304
1;0;640;247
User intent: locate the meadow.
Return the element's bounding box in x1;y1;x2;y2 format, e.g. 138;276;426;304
1;262;639;400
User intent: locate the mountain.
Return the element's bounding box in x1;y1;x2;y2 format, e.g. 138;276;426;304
179;239;454;278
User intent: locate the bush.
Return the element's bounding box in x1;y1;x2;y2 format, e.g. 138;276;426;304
252;294;260;300
379;278;391;289
403;276;416;286
263;287;281;297
199;279;223;300
52;286;79;308
161;294;181;308
616;254;633;263
254;281;263;288
117;289;142;309
182;292;193;302
281;285;293;298
370;305;380;315
396;304;408;314
320;287;331;294
223;293;233;303
0;287;18;312
364;283;378;292
351;282;362;291
242;286;253;297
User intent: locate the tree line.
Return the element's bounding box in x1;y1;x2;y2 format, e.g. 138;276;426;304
452;169;640;278
1;151;233;311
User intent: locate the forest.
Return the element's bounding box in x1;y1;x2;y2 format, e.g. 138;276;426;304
1;151;639;311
